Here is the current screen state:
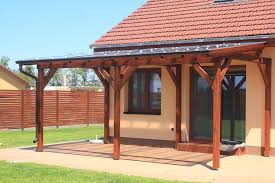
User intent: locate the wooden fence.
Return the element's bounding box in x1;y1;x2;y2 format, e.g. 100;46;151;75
0;90;104;130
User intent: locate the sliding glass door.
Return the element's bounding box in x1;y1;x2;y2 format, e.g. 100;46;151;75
190;67;246;142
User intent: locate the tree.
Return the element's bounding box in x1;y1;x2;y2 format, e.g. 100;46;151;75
67;68;101;87
49;69;63;86
0;56;10;68
68;68;80;86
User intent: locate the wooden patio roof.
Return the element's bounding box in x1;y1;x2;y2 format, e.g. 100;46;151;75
16;42;266;69
16;40;272;170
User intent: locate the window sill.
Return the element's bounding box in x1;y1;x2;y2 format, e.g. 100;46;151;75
124;112;161;115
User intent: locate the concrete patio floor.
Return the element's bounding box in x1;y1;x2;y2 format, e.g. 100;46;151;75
0;141;275;183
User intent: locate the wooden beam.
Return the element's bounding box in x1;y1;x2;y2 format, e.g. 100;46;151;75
104;82;110;144
37;54;212;69
192;59;231;169
258;59;272;157
212;65;222;170
118;66;137;90
212;59;231;169
113;66;121;160
94;68;108;87
93;68;110;144
175;65;182;147
36;67;44;152
166;66;176;86
210;43;265;58
220;59;232;79
43;68;57;89
98;67;115;88
192;63;213;86
257;63;269;87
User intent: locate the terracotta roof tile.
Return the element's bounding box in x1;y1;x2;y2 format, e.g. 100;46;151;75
94;0;275;46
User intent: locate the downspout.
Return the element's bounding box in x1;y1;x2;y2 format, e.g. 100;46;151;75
19;64;39;143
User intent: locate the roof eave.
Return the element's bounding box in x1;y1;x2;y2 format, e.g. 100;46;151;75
90;34;275;52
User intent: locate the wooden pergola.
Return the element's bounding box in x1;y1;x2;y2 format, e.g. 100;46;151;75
17;41;272;170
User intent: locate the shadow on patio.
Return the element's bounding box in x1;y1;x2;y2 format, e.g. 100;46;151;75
24;141;217;168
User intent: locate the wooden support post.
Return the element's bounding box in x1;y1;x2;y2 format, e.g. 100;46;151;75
264;61;271;157
113;66;121;160
192;59;231;170
258;59;272;157
104;83;110;144
212;66;222;169
175;65;182;147
94;68;110;144
95;66;136;159
37;67;44;152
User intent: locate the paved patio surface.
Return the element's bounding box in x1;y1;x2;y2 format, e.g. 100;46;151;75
0;141;275;183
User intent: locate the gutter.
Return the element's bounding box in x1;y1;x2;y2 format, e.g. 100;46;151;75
91;34;275;52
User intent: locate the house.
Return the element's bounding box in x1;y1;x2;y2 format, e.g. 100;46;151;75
16;0;275;169
0;65;30;90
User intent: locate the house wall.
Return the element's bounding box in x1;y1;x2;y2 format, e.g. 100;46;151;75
108;47;275;150
0;72;28;90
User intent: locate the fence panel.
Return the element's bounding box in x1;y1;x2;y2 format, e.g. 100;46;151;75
0;90;104;129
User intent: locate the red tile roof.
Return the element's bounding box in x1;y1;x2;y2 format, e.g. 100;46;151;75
93;0;275;46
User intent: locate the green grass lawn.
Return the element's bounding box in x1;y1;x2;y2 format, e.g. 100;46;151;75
0;125;103;149
0;161;193;183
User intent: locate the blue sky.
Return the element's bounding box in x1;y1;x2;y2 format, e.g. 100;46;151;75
0;0;147;69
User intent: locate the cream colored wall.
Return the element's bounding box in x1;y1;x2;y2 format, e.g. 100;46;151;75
109;47;275;147
0;72;27;90
109;65;177;141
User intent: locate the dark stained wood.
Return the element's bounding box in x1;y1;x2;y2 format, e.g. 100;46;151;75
192;63;213;86
104;82;110;144
37;54;212;69
113;66;121;160
175;65;182;147
43;68;57;89
258;59;272;157
212;66;222;170
210;43;265;57
191;59;231;169
94;68;110;144
37;67;44;152
118;66;137;90
94;68;108;87
166;66;176;86
98;67;115;88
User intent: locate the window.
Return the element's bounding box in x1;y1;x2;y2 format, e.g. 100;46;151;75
190;66;246;142
128;68;161;114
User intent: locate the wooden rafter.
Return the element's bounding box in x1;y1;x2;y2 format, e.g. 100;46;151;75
94;68;108;87
118;66;137;90
98;67;115;88
36;54;212;69
165;66;176;86
43;68;57;89
220;59;232;79
257;63;269;87
192;63;213;86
